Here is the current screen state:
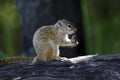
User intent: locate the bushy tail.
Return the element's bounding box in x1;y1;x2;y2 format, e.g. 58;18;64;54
0;57;33;66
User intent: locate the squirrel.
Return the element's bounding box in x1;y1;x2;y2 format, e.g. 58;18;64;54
32;19;78;63
0;19;78;66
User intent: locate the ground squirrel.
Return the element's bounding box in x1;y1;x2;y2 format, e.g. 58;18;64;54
32;19;79;63
0;19;78;66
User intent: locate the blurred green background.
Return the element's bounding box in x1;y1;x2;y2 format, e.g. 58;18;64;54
0;0;120;58
82;0;120;54
0;0;21;58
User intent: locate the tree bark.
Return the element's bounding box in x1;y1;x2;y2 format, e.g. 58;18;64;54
0;54;120;80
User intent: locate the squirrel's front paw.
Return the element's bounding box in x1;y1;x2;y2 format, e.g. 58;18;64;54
54;57;68;61
60;57;68;61
71;34;79;47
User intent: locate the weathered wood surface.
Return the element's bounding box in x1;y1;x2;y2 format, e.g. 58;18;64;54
0;54;120;80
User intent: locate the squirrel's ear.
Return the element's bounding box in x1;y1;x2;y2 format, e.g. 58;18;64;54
55;20;62;27
58;22;62;27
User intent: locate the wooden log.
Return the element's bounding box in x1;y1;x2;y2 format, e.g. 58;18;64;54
0;54;120;80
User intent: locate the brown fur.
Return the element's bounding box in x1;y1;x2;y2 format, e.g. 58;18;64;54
33;19;78;63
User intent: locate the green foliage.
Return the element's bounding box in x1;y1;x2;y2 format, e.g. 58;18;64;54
0;0;20;57
0;50;7;58
81;0;120;54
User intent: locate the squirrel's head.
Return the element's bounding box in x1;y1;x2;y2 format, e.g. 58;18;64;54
55;19;77;34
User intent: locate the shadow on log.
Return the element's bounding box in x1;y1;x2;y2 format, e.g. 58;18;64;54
0;54;120;80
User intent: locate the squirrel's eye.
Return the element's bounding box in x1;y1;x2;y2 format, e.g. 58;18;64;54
68;24;72;28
